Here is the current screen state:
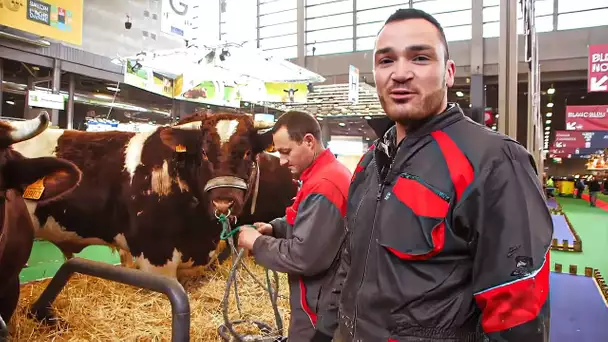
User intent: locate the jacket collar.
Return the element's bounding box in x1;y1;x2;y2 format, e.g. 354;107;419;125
376;103;466;158
299;148;336;182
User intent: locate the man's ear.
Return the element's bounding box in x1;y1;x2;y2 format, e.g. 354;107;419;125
4;157;82;205
251;128;274;154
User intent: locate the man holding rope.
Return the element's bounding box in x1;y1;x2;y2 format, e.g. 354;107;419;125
238;110;351;342
332;8;552;342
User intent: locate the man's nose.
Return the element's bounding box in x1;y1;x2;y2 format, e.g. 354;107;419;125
392;60;414;81
279;158;288;167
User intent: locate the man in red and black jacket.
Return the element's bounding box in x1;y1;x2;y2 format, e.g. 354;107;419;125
238;110;352;341
333;8;553;342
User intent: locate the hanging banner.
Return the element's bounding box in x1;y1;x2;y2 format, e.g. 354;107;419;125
123;60;174;98
263;83;308;103
160;0;191;38
548;147;604;159
173;74;241;108
553;130;608;149
588;44;608;92
349;65;359;104
0;0;83;45
565;105;608;130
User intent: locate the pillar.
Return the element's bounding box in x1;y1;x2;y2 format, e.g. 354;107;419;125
67;73;75;129
498;0;518;138
296;0;305;67
321;120;331;148
51;58;61;127
470;0;485;123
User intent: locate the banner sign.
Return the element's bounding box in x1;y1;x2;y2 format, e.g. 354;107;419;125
0;0;83;45
348;65;359;104
552;130;608;149
588;44;608;92
264;82;308;103
173;73;241;108
548;147;603;159
160;0;191;38
123;60;174;98
565;105;608;130
27;90;65;110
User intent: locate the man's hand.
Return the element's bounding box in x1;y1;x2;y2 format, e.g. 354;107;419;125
238;226;262;250
253;222;273;236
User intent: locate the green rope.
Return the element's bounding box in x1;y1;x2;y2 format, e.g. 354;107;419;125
218;214;248;240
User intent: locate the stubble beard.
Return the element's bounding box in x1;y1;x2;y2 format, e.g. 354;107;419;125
380;85;447;127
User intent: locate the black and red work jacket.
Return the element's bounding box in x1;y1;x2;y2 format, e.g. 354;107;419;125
334;104;553;341
253;149;351;340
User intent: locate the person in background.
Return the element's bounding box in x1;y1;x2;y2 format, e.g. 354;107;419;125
602;178;608;195
237;110;352;341
332;8;553;341
575;177;585;199
587;176;601;207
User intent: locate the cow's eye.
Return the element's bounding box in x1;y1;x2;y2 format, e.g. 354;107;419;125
244;150;251;160
202;150;208;160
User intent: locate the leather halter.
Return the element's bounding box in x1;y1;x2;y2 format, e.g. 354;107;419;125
203;155;261;216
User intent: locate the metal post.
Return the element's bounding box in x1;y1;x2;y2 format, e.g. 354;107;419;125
498;0;518;138
51;58;61;127
296;0;306;66
67;73;75;129
470;0;485;123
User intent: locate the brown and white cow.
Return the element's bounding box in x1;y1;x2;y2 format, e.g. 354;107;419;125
0;113;82;325
12;111;297;280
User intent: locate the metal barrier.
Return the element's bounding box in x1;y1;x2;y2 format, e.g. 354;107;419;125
0;313;8;342
29;258;190;342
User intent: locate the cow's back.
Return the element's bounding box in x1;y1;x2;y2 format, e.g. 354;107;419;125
13;129;138;255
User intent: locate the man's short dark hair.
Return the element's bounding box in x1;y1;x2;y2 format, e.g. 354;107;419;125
381;8;450;63
272;110;323;144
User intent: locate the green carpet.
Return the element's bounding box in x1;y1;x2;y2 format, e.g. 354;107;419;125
551;197;608;277
19;241;119;283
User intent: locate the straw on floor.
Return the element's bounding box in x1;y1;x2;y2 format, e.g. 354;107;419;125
9;257;291;341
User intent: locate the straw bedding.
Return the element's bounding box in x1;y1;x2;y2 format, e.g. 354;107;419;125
8;257;291;341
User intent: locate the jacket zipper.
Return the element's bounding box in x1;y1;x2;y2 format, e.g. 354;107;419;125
401;173;451;202
353;155;395;338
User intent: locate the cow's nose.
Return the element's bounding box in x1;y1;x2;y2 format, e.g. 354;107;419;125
213;199;234;215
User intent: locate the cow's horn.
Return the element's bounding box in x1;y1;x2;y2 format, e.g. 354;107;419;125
253;121;274;129
8;111;50;144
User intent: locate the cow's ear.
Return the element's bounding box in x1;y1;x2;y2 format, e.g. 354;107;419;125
3;157;82;205
159;127;190;152
252;128;274;154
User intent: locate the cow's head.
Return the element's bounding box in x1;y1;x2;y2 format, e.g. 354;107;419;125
283;88;298;102
159;112;274;219
0;113;82;205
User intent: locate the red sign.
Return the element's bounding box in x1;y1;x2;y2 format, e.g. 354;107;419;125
553;131;588;149
588;44;608;92
565;105;608;130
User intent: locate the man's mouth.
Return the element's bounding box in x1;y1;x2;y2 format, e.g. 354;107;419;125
389;89;416;101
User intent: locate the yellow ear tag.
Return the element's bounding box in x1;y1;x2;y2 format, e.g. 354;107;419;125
23;177;46;200
175;144;187;153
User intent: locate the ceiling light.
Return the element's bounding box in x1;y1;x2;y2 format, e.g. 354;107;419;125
93;94;114;100
107;86;121;92
456;91;464;97
547;103;554;108
338;122;346;127
495;114;499;118
545;131;550;135
5;100;15;105
364;116;371;120
545;126;550;131
546;119;551;124
546;112;552;117
547;88;555;95
317;117;323;121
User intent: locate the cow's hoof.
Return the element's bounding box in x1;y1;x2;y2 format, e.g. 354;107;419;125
27;307;59;326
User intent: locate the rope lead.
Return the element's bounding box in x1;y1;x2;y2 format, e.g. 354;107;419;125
217;214;286;342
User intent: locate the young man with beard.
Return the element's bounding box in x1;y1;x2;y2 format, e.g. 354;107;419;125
332;8;553;342
238;110;351;341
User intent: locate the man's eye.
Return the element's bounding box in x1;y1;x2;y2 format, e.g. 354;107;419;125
413;55;430;62
379;58;393;64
